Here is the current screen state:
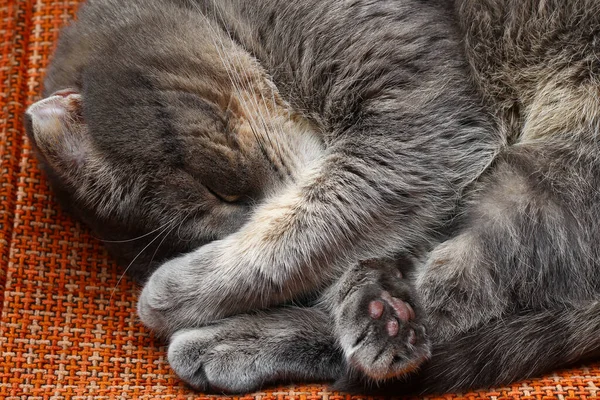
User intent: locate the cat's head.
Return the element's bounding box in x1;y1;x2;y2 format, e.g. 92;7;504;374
25;5;322;281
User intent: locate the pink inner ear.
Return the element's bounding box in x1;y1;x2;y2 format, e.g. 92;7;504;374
27;89;83;126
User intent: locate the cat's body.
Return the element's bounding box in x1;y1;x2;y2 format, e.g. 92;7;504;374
25;0;600;395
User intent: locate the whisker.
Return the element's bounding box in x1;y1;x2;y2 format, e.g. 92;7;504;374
109;217;178;301
192;2;295;180
201;3;271;143
205;2;298;181
147;221;181;271
94;219;175;243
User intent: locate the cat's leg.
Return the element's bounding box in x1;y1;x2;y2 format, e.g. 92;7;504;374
167;258;430;393
412;301;600;394
336;300;600;395
416;232;506;341
414;158;533;340
416;142;600;341
167;258;431;393
167;306;344;393
137;94;500;336
326;258;430;381
137;66;501;336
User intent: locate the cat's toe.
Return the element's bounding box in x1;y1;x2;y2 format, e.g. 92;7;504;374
369;300;385;319
168;329;217;392
137;266;178;335
381;290;415;322
138;253;208;335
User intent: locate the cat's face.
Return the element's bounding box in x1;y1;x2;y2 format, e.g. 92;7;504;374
25;23;323;281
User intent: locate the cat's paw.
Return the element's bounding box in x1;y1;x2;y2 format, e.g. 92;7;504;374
136;258;182;335
417;234;505;340
137;238;258;336
168;327;265;394
137;242;224;335
336;259;430;380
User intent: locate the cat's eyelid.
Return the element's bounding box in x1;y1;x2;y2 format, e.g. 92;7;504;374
205;185;241;203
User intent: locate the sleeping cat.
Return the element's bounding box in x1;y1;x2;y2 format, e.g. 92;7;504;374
25;0;600;395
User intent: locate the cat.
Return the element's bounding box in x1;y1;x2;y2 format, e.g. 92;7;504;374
25;0;600;395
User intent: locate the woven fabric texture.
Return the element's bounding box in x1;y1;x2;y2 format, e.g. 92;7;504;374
0;1;599;399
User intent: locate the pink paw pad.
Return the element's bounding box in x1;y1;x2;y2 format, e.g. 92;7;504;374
369;291;416;338
407;329;417;345
381;291;414;322
369;300;385;319
386;319;399;337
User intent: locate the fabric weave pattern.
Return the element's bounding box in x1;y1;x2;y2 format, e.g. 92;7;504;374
0;1;599;399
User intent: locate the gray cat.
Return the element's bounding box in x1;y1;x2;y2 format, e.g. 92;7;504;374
25;0;600;395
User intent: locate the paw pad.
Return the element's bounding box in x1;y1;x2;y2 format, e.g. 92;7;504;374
368;300;385;319
369;291;416;338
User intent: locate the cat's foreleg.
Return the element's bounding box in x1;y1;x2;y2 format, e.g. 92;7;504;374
138;105;499;337
167;257;432;393
138;144;414;335
167;306;344;393
140;0;503;337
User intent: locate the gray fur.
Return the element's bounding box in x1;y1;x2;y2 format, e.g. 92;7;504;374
24;0;600;395
135;0;498;333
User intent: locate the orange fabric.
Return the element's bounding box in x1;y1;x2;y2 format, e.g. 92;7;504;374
0;0;599;399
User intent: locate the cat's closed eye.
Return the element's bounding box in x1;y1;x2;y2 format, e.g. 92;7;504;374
206;187;242;203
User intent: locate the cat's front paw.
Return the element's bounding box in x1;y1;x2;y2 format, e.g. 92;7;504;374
136;257;185;335
137;241;228;335
168;327;264;394
336;260;430;381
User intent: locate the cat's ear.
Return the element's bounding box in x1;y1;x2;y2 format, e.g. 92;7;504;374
25;90;93;181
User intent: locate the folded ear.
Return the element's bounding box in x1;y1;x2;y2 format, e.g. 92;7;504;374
25;89;92;181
